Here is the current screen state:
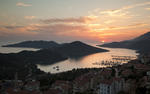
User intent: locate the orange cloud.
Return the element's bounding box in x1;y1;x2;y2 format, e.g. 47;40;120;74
37;24;90;34
104;20;115;24
88;1;150;24
108;23;148;30
1;8;150;43
16;2;32;7
1;25;38;36
124;1;150;9
145;8;150;10
41;16;97;24
93;23;148;32
24;16;36;20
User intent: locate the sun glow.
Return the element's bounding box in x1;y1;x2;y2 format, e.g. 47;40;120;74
102;40;105;43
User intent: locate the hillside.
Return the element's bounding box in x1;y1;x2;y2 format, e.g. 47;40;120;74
99;32;150;53
0;41;108;65
2;40;60;49
0;41;108;79
51;41;108;58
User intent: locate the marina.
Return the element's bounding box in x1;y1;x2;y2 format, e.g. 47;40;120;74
92;55;137;67
37;47;138;73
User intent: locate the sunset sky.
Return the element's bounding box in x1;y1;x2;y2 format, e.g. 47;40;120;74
0;0;150;44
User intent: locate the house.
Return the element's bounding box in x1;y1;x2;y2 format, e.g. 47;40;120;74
5;88;41;94
144;72;150;90
43;88;61;94
123;79;136;94
134;63;150;71
147;71;150;76
121;69;133;77
97;79;114;94
139;53;150;64
5;88;27;94
73;72;96;94
113;78;124;93
73;75;91;93
24;80;40;91
51;80;72;94
99;69;112;79
71;68;114;94
97;77;124;94
30;90;41;94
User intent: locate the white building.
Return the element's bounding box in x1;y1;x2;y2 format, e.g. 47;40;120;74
97;78;124;94
139;54;150;64
97;80;114;94
113;78;124;93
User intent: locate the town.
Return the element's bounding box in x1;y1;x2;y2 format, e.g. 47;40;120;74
1;0;150;93
0;53;150;94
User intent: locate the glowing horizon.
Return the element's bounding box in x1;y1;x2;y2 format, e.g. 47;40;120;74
0;0;150;44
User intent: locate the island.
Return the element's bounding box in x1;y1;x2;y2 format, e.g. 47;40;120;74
0;41;108;79
2;40;60;49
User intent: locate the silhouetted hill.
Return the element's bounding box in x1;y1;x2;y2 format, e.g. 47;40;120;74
0;49;67;79
132;32;150;42
0;51;46;80
0;41;108;65
51;41;108;58
0;41;108;79
99;32;150;53
2;40;60;49
0;49;67;65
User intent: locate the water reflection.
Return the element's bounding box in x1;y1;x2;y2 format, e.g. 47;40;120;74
37;47;139;73
0;46;39;53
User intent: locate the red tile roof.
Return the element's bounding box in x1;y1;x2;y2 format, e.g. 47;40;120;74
6;88;41;94
100;69;112;76
43;89;61;94
25;81;40;86
122;69;133;76
53;80;71;86
113;77;123;82
6;88;29;94
52;80;72;90
100;77;123;85
30;90;41;94
99;80;113;85
134;64;150;70
74;73;92;87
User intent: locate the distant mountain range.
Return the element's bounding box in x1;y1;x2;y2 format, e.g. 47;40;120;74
2;40;60;49
99;32;150;53
0;41;108;65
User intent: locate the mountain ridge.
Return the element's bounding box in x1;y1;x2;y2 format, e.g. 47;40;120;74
51;41;108;58
99;32;150;53
2;40;60;49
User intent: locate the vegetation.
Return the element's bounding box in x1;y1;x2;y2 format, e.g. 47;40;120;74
0;62;44;80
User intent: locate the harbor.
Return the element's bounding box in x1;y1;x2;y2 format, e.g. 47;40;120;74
92;55;137;67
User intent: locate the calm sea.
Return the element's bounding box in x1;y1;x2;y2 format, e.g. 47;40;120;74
0;44;139;74
37;47;139;73
0;46;38;53
0;41;39;53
